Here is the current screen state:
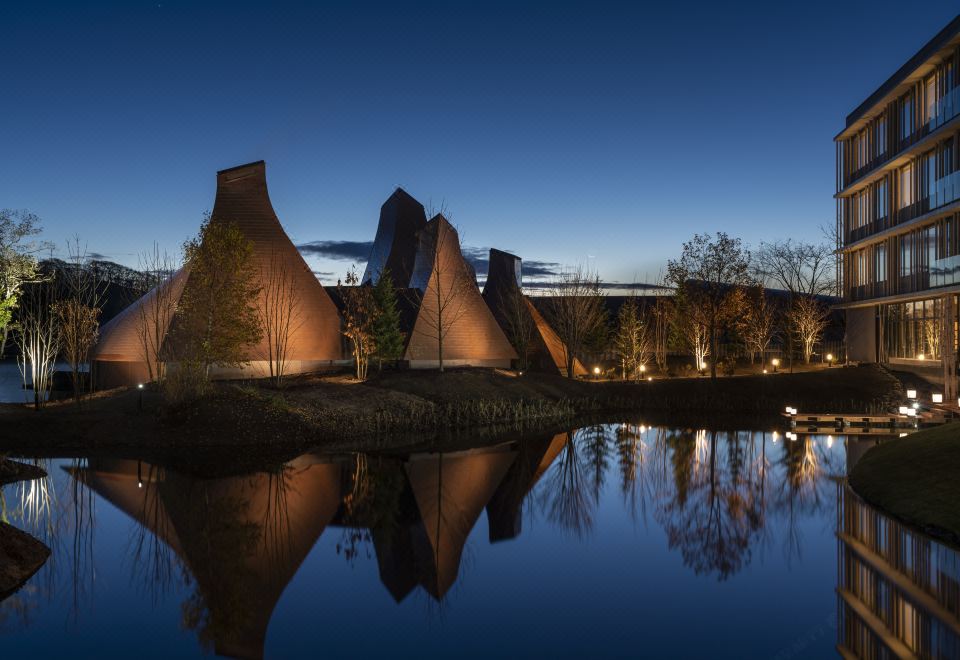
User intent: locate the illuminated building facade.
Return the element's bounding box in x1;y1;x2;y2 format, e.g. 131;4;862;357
838;15;960;397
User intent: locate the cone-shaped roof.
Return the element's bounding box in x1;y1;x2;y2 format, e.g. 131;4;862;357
362;188;427;288
481;247;586;376
91;161;343;385
404;216;516;366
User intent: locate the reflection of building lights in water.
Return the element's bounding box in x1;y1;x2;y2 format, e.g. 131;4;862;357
772;431;779;442
827;435;834;448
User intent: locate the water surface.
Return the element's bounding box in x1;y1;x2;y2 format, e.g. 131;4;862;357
0;425;886;657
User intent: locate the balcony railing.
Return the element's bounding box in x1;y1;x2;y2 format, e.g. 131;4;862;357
931;253;960;288
928;85;960;133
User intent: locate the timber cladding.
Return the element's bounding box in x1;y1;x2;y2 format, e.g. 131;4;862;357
91;161;344;386
404;215;517;366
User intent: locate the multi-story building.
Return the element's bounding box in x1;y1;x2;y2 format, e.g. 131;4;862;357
838;15;960;398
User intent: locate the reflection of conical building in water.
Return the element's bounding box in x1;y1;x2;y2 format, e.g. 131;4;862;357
68;455;342;660
837;485;960;658
485;433;568;541
372;446;516;601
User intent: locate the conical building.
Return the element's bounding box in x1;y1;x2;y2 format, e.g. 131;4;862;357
92;161;344;387
362;188;427;288
404;215;517;368
482;248;586;376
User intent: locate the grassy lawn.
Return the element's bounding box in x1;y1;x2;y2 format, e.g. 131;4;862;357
850;423;960;546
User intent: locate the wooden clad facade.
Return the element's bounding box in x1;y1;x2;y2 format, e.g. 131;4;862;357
404;215;517;368
482;247;586;376
92;161;344;387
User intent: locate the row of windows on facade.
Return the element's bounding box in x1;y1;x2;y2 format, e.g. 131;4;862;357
840;48;960;187
842;134;960;240
845;213;960;293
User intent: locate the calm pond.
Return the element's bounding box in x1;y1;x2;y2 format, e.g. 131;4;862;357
1;424;955;658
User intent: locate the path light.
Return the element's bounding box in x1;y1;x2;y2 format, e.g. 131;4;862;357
918;353;926;360
907;408;917;417
826;353;834;367
771;358;780;373
639;364;646;374
933;393;944;404
593;366;601;379
907;389;917;399
138;383;144;412
647;376;653;382
899;406;910;415
763;369;768;374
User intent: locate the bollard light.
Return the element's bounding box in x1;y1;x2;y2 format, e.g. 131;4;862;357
771;358;780;373
907;408;917;417
933;393;944;404
907;389;917;399
899;406;909;415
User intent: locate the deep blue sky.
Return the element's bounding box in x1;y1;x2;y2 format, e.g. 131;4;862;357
2;1;959;286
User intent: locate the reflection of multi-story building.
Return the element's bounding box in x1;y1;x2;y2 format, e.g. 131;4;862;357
838;16;960;397
837;485;960;658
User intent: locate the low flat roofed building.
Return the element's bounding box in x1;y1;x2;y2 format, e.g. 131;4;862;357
837;15;960;397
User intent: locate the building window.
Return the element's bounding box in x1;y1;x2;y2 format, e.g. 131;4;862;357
900;164;914;208
876;243;887;282
901;96;914;141
884;298;945;360
877;179;888;219
926;76;937;123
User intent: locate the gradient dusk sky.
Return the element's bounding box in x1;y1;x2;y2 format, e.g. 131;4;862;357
2;1;959;286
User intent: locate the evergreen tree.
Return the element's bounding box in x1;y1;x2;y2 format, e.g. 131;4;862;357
371;268;405;370
171;218;262;391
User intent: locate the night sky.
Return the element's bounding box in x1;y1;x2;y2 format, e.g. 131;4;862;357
2;1;958;287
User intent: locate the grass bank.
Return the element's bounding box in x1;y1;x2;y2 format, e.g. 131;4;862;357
849;423;960;548
0;364;900;453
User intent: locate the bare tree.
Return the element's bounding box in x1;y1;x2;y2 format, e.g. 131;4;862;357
542;265;606;378
497;284;536;370
16;279;60;409
134;243;180;384
672;290;711;373
339;266;376;380
790;296;829;363
754;239;836;298
651;295;673;373
737;284;777;365
666;233;752;378
409;212;476;372
259;249;303;386
614;296;650;380
53;238;104;401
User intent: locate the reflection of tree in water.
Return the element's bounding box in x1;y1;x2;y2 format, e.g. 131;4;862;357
168;476;264;654
337;453;404;564
582;425;611;503
655;431;765;581
536;431;594;538
68;457;97;620
773;437;833;565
